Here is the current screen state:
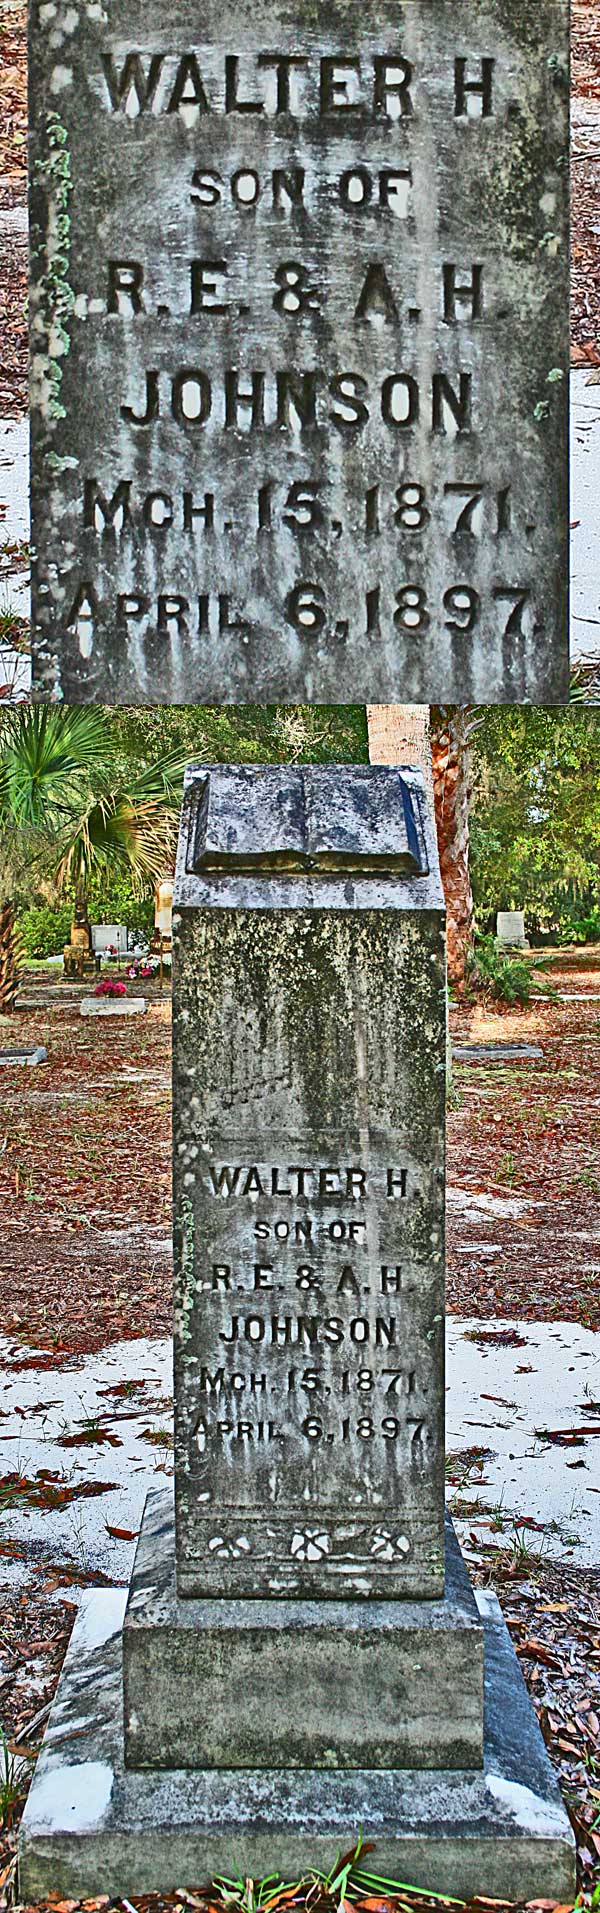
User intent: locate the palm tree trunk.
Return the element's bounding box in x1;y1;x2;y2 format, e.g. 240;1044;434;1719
0;900;22;1014
367;704;475;995
366;704;434;808
367;704;455;1083
430;709;475;995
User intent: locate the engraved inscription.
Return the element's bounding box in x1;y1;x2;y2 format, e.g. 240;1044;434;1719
176;1145;444;1591
30;0;568;702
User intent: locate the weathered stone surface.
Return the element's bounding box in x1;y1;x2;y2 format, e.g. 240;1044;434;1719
123;1490;484;1771
18;1586;576;1902
91;924;129;955
496;910;527;948
0;1046;47;1066
172;765;446;1599
29;0;569;706
452;1043;542;1063
80;997;147;1016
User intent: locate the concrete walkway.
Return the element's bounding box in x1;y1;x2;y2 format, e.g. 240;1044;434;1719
1;1319;598;1597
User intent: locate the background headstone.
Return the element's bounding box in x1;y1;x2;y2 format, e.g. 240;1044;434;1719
80;996;147;1016
30;0;569;704
496;910;527;949
0;1045;48;1067
91;923;129;957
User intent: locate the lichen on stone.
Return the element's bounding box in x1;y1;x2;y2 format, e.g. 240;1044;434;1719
31;111;75;423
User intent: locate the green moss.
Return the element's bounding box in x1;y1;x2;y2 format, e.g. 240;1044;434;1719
177;1195;196;1342
34;112;74;421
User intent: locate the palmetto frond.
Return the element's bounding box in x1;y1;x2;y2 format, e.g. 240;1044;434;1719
54;755;185;894
0;706;109;830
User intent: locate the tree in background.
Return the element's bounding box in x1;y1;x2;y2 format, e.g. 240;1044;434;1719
367;703;479;994
430;707;481;993
105;703;369;770
0;708;185;1012
367;706;600;982
469;708;600;937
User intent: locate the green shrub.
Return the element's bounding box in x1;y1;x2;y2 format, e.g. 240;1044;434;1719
85;871;154;942
467;934;556;1008
554;906;600;946
19;902;73;958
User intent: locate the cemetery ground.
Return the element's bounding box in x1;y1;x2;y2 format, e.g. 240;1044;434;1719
0;957;599;1913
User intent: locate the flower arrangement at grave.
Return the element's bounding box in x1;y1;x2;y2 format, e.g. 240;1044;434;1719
126;953;172;979
94;978;127;997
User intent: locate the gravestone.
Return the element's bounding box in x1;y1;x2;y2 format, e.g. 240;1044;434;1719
29;0;569;706
91;923;129;957
80;995;147;1015
0;1045;48;1066
19;767;575;1902
496;909;527;949
171;762;447;1604
453;1041;542;1063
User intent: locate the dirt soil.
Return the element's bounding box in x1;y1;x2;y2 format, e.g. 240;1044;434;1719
447;960;600;1331
572;0;600;366
0;1;598;419
1;959;599;1363
0;0;27;418
1;986;172;1360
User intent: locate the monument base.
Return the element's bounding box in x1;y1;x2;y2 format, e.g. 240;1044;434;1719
19;1586;575;1904
123;1494;483;1772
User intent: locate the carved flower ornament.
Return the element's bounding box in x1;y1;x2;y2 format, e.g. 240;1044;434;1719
370;1528;411;1561
207;1534;251;1559
290;1528;332;1562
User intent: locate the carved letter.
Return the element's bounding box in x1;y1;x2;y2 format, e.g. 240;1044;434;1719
442;263;483;322
121;370;159;425
373;56;413;118
432;372;472;434
355;262;399;323
191;260;229;314
108;261;145;316
320;58;361;113
454;57;494;118
84;479;131;533
329;373;369;430
101;52;164;115
172;370;212;425
225;369;266;430
167;54;209;113
225;55;263;113
381;374;419;427
276;370;318;430
257;54;307;113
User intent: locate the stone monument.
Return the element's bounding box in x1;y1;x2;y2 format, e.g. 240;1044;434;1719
30;0;569;705
496;909;528;951
19;766;575;1902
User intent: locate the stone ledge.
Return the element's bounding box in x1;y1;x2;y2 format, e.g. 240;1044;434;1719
80;998;147;1017
18;1587;575;1904
123;1492;483;1771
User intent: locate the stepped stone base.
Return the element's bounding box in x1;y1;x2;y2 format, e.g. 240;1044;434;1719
123;1493;484;1772
19;1585;575;1904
